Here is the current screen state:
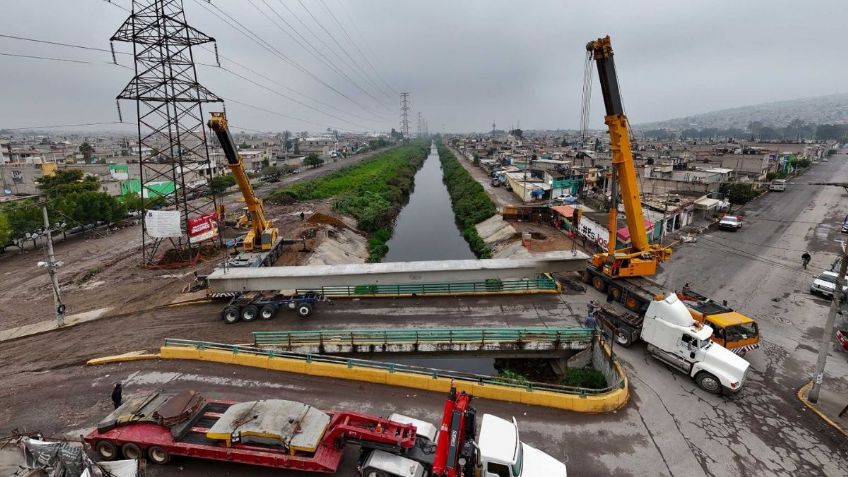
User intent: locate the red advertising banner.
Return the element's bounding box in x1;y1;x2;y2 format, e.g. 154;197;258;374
188;213;219;244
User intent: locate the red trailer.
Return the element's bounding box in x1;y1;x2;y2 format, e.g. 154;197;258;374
84;390;417;473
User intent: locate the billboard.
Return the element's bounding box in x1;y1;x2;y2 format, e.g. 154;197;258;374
188;213;219;243
145;210;181;238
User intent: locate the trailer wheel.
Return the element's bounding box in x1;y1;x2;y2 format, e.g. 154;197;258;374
241;304;259;322
296;303;313;318
147;446;171;465
95;440;117;461
260;304;276;320
609;286;623;302
624;295;640;311
222;306;240;324
592;276;607;292
615;331;633;348
121;443;142;460
363;469;390;477
580;270;592;284
695;372;722;394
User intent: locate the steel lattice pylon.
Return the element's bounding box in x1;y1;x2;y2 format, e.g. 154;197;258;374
112;0;222;265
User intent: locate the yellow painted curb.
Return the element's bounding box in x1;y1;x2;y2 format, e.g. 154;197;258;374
796;381;848;438
154;345;629;413
87;352;160;366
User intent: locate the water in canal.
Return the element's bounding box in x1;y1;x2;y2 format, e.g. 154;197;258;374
383;143;475;262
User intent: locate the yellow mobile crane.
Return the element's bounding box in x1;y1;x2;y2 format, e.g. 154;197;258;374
585;36;672;280
208;112;281;267
583;37;760;355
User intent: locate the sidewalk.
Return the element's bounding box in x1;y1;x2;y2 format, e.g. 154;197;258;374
797;380;848;437
0;307;112;343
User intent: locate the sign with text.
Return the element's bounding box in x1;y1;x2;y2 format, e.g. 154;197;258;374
578;216;609;250
188;213;219;243
145;210;181;238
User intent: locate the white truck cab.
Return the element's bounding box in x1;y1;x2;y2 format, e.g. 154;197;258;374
641;294;750;394
477;414;567;477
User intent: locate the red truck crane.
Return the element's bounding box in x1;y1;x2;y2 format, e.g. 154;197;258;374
84;387;566;477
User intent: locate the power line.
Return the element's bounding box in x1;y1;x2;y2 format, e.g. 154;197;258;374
222;96;361;132
191;0;391;121
295;0;394;103
0;33;126;55
1;121;131;131
319;0;398;96
0;51;117;65
251;0;389;113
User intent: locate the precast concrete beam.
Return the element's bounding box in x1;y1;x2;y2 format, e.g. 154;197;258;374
207;251;589;292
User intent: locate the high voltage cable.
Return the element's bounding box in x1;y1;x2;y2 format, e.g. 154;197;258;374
0;33;126;55
222;96;362;132
331;0;399;96
2;121;131;131
251;0;390;112
295;0;394;103
191;0;391;120
0;51;117;65
318;0;398;96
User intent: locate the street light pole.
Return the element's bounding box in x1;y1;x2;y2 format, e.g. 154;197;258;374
41;205;65;327
808;243;848;403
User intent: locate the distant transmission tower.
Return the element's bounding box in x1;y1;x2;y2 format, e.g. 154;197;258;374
112;0;222;266
400;92;410;141
417;112;422;138
492;121;496;137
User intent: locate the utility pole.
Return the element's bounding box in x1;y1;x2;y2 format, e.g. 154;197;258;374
40;206;65;327
417;112;422;138
808;243;848;403
400;92;410;141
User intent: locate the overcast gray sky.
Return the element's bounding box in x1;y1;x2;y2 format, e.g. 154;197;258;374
0;0;845;133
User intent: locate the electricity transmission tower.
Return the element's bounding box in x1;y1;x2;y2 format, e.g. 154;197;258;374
400;92;410;141
417;112;422;138
112;0;222;266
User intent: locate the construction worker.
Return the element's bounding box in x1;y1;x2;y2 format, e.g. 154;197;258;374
300;211;305;221
802;251;811;270
111;383;123;409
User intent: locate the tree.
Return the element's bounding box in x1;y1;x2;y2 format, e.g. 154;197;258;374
36;169;100;199
208;174;237;197
122;193;165;212
55;191;126;227
719;182;758;205
0;211;11;247
79;142;94;161
2;200;43;249
303;153;324;168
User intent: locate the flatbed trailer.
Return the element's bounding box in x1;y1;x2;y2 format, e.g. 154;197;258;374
584;267;760;353
220;291;322;323
84;391;418;473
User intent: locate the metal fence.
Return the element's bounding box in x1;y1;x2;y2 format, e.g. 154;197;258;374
252;327;594;348
295;276;558;298
163;338;625;396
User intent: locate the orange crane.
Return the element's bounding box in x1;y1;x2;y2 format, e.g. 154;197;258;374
585;36;672;280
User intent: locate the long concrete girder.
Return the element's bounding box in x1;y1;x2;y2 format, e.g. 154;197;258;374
207;251;589;292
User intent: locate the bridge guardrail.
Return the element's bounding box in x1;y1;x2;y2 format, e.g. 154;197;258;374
296;275;558;298
252;327;594;348
163;338;624;396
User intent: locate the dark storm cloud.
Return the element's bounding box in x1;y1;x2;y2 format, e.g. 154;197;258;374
0;0;844;133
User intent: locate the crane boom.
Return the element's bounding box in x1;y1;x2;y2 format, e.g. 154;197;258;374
207;112;278;252
586;36;670;278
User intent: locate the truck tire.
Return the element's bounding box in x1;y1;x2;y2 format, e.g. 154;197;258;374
624;295;640;311
260;304;276;320
609;286;623;302
296;303;313;318
95;440;117;461
121;443;142;460
147;446;171;465
241;304;259;322
615;330;634;348
592;276;607;292
222;306;240;324
695;372;722;394
363;469;389;477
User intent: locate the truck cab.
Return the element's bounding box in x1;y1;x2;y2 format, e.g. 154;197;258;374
676;290;760;356
641;294;750;394
476;414;567;477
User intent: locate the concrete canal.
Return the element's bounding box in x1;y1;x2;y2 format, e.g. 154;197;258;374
383;142;475;262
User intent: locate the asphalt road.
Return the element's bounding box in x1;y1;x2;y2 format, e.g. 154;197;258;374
2;156;847;476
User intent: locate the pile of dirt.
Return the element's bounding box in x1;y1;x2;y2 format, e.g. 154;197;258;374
307;212;348;229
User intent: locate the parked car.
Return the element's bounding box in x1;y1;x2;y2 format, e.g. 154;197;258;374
718;215;743;231
553;194;577;204
810;271;848;298
836;329;848;352
841;214;848;234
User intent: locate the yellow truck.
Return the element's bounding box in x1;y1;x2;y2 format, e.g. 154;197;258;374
676;289;760;356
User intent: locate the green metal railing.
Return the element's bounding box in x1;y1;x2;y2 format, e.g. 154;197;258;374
252;327;594;348
295;276;558;298
163;338;625;396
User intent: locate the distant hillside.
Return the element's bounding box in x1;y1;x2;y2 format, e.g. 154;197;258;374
638;93;848;130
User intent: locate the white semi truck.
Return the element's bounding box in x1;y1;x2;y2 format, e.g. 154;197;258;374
597;294;750;394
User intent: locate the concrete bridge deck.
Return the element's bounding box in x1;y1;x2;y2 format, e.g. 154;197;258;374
252;327;594;358
207;251;589;293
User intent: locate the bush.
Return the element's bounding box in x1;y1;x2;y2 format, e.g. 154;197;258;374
719;182;758;205
437;144;497;257
560;368;607;390
496;369;530;386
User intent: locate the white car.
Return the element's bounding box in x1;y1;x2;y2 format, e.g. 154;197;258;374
718;215;743;231
810;271;848;298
